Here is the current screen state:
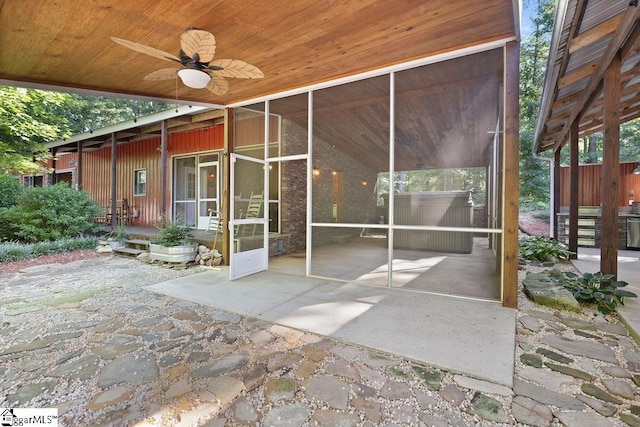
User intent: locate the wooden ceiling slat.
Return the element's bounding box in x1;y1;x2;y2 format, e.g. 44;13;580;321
569;13;623;54
0;0;516;106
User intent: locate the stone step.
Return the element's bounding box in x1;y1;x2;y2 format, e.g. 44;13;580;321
112;247;147;257
125;239;151;249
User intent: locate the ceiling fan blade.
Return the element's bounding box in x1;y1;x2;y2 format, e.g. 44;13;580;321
206;74;229;95
111;37;181;63
207;59;264;79
180;29;216;63
143;68;179;81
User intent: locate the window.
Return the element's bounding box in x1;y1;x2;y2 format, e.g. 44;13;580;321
134;169;147;196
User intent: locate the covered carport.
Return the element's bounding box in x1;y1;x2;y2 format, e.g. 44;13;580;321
534;0;640;277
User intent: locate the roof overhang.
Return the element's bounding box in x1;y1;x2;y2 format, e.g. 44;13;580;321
1;0;519;107
534;0;640;153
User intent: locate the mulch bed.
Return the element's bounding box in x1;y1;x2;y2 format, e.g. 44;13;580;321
0;250;102;275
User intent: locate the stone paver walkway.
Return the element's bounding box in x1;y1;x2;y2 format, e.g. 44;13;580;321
0;255;639;426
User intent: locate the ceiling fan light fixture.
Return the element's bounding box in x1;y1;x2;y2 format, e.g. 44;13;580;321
177;69;211;89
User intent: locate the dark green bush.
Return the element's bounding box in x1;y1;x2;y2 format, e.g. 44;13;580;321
519;236;573;262
0;237;98;263
3;183;102;243
561;271;637;315
0;174;22;208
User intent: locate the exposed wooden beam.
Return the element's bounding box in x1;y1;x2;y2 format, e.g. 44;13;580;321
569;121;578;259
552;5;640;153
558;59;599;88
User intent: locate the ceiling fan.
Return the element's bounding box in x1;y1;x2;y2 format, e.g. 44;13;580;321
111;28;264;95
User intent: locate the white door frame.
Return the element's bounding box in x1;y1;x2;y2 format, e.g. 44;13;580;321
229;153;268;280
197;161;219;230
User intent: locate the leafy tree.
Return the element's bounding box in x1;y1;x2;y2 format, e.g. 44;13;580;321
0;85;176;174
0;87;73;174
0;173;22;208
519;0;556;209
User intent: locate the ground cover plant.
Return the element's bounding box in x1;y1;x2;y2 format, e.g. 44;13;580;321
561;271;637;315
0;237;98;263
519;236;573;262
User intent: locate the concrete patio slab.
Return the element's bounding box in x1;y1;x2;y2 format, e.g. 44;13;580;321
146;258;516;386
571;248;640;344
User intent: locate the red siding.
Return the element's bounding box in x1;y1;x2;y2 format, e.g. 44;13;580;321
559;162;640;207
50;125;224;227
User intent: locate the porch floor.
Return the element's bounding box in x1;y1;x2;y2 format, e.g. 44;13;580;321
146;253;516;386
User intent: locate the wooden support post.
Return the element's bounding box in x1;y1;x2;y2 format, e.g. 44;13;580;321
77;141;83;190
569;121;579;259
160;120;168;216
601;53;621;278
51;148;57;185
222;108;234;265
502;40;519;309
553;148;561;239
110;133;117;228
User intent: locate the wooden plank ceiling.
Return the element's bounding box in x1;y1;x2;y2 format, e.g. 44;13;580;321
534;0;640;153
0;0;515;106
1;0;517;171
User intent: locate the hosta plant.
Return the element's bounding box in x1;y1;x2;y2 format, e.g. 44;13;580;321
519;236;573;262
561;271;637;315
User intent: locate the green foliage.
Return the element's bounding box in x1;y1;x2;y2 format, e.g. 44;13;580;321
110;223;129;242
0;174;22;208
154;214;193;247
0;87;70;173
0;85;175;174
561;271;638;315
519;0;556;206
519;236;573;262
0;237;98;263
2;183;102;242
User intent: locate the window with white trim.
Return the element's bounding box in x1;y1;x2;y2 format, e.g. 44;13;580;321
134;169;147;196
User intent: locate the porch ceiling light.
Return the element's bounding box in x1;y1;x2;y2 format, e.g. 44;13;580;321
177;69;211;89
634;165;640;175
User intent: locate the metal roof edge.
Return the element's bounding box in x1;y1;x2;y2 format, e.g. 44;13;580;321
533;0;572;153
44;105;218;149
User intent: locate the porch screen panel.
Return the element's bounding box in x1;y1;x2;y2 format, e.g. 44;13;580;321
234;103;266;160
269;94;308;157
310;75;390;286
312;75;390;225
309;226;388;287
391;48;504;301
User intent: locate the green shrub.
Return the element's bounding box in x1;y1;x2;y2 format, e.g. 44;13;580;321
4;183;102;243
519;236;573;262
0;208;18;241
154;214;192;247
561;271;637;315
0;174;22;208
0;237;98;263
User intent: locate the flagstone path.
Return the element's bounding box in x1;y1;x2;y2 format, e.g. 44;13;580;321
0;256;639;426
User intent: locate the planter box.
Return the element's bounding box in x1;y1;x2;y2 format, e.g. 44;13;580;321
149;243;197;263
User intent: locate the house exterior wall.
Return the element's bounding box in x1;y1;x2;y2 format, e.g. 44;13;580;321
559;162;638;207
46;126;224;227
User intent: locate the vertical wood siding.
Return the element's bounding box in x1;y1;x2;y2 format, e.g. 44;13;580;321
62;125;224;226
560;162;639;207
